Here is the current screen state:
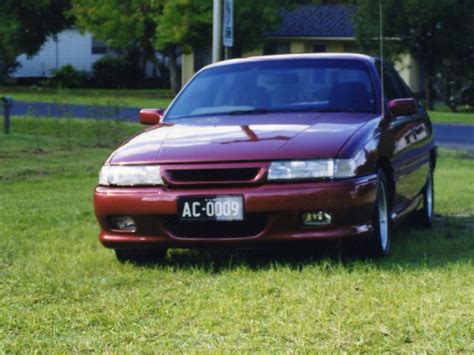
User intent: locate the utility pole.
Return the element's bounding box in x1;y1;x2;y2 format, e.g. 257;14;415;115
212;0;222;63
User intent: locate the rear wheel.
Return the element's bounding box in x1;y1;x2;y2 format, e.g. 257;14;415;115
367;169;392;258
115;248;167;264
415;166;434;227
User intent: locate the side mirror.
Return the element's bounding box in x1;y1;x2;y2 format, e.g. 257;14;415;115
139;109;164;125
388;98;417;117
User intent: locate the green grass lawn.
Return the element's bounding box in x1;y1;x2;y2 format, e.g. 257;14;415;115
0;118;473;352
2;85;474;124
428;111;474;125
0;86;173;109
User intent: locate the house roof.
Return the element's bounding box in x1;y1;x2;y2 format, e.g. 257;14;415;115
268;4;355;39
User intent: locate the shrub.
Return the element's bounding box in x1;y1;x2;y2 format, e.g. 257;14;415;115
50;64;88;88
92;55;142;88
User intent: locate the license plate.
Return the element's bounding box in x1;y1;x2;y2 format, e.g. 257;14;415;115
178;196;244;221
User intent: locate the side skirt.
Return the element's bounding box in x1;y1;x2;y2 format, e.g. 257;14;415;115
391;194;424;226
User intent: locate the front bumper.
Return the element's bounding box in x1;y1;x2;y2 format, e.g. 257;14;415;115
94;174;377;249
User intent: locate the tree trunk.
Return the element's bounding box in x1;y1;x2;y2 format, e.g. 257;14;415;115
444;80;458;112
148;54;161;77
433;69;458;113
168;48;180;95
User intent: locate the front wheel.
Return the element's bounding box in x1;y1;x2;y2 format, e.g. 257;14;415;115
115;248;168;264
367;169;392;258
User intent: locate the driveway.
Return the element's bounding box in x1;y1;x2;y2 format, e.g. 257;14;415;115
8;100;474;148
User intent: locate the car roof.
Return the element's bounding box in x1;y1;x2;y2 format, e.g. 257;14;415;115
205;53;375;70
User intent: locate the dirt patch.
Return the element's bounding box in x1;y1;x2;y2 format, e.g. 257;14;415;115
20;148;48;155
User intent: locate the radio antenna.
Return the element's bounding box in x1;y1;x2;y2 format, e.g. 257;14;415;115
379;0;385;117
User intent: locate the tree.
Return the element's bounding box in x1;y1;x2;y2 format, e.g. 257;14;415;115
72;0;159;84
432;8;474;111
154;0;213;94
354;0;474;110
0;0;72;79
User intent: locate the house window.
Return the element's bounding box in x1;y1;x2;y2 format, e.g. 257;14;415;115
91;37;108;54
312;44;327;53
264;42;290;55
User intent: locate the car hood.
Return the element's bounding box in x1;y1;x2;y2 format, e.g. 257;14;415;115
109;112;376;164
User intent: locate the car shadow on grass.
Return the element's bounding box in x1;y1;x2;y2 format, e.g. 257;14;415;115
135;214;474;272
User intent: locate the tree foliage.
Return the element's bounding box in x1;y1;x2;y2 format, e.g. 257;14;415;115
0;0;72;78
154;0;212;54
153;0;213;93
72;0;159;69
354;0;474;110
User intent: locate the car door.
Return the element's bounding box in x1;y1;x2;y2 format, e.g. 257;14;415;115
382;64;431;216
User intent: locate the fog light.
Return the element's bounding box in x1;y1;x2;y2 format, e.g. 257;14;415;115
110;216;137;231
302;211;332;226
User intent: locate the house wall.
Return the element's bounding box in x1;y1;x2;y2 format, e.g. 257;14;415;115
242;49;263;57
13;29;106;78
326;42;345;52
290;41;306;53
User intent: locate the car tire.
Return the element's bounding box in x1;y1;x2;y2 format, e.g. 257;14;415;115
366;169;392;258
115;248;167;264
414;166;434;227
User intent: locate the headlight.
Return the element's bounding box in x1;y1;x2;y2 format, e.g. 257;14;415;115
268;159;356;181
99;165;163;186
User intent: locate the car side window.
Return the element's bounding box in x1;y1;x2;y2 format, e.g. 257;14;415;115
382;70;402;100
375;60;403;101
388;67;413;98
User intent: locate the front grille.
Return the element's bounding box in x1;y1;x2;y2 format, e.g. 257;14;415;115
165;214;267;238
168;168;260;183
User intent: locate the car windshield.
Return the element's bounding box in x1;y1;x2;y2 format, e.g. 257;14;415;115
166;58;376;120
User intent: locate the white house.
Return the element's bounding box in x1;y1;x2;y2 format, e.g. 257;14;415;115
13;28;169;80
13;28;108;78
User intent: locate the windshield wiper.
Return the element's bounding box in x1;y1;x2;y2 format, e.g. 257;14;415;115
243;107;373;114
305;108;375;113
167;108;272;120
227;108;272;115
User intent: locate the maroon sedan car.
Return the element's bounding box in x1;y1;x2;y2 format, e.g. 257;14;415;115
94;54;436;262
